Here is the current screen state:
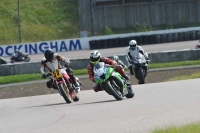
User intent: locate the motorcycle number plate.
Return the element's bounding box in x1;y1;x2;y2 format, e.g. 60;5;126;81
52;69;62;80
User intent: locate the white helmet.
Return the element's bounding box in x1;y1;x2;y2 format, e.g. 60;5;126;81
129;40;137;50
90;50;101;64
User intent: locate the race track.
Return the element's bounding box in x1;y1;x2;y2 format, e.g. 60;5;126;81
0;79;200;133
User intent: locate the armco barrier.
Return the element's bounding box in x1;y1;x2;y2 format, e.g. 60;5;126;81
89;29;200;50
178;32;183;41
183;32;189;41
0;49;200;76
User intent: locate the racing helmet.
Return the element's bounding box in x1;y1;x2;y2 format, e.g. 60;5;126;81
113;55;119;62
44;48;54;62
129;40;137;50
15;49;19;53
90;50;101;64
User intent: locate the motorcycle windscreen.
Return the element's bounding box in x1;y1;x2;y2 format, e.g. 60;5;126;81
94;62;108;82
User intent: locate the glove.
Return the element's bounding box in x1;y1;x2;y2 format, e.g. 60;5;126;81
42;73;46;78
65;61;70;67
129;60;133;64
146;60;150;64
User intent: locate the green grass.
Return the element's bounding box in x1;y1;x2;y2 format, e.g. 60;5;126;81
148;60;200;69
152;122;200;133
0;69;87;85
166;72;200;82
0;0;79;45
1;60;200;85
1;0;200;45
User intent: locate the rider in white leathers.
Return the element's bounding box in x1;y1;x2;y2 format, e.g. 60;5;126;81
125;40;150;75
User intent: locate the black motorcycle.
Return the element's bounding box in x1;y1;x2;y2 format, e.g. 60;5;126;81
131;53;149;84
0;57;8;65
10;53;30;63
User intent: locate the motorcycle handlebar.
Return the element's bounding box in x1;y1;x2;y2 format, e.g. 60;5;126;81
46;73;52;77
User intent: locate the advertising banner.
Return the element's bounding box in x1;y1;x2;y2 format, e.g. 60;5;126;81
0;38;90;57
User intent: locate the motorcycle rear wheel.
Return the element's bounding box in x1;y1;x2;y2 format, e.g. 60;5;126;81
10;59;15;63
58;84;72;103
105;81;123;100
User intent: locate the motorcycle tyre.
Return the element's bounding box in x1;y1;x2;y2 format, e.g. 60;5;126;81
138;67;145;84
125;85;134;98
58;84;72;103
73;92;80;102
105;81;123;100
10;59;15;63
25;57;30;62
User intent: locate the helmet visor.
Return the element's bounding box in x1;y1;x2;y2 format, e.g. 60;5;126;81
130;45;136;50
45;54;53;62
90;56;100;64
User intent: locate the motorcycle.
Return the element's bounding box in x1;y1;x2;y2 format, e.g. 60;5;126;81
0;57;9;65
94;62;134;100
131;53;148;84
195;44;200;49
46;68;80;103
10;53;30;63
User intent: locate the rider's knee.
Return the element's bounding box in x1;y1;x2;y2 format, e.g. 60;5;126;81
93;83;103;92
46;79;53;88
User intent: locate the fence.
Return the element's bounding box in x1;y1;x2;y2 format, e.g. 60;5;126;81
1;49;200;76
89;27;200;49
78;0;200;34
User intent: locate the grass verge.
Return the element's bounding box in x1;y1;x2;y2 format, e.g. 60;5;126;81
1;60;200;85
152;122;200;133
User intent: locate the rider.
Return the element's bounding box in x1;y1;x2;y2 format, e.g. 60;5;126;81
0;57;7;64
196;40;200;48
40;48;80;90
87;50;130;92
112;55;126;69
15;49;24;61
125;40;150;75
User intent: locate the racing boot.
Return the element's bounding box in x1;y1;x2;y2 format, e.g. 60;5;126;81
74;82;80;92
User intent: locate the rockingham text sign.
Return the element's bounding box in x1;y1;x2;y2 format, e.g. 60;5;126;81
0;38;90;57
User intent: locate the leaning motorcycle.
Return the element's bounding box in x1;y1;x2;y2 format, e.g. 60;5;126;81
47;68;80;103
10;53;30;63
132;53;148;84
0;57;8;65
94;62;134;100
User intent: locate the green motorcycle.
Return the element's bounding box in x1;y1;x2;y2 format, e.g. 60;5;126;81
94;62;134;100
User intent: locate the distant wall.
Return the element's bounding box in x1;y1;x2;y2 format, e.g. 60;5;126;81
1;49;200;76
89;27;200;50
79;0;200;32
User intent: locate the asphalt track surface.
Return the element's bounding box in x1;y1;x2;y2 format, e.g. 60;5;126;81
3;40;198;62
0;79;200;133
1;40;200;133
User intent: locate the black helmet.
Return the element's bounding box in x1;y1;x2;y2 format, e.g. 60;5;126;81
15;49;19;53
44;48;54;62
90;50;101;64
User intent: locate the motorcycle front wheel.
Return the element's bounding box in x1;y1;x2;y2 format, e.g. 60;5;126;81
73;91;80;102
58;84;72;103
105;81;123;100
138;67;145;84
24;57;30;62
125;84;135;98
